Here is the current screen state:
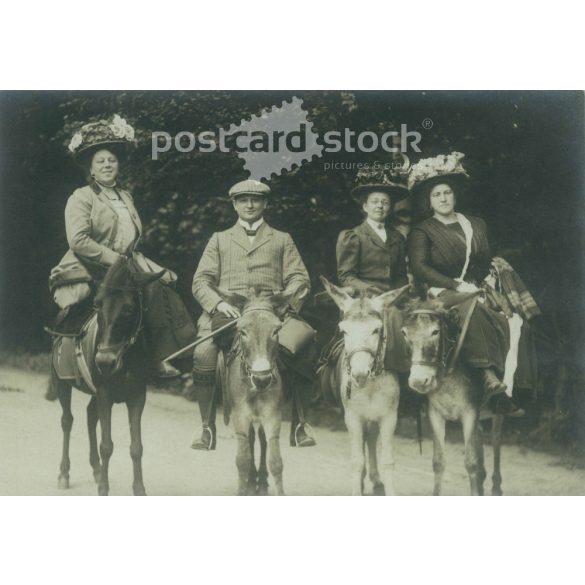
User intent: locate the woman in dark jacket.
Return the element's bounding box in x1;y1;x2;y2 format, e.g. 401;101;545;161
49;115;196;377
407;152;537;415
335;167;411;373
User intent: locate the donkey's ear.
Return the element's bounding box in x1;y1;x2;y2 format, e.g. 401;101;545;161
371;284;410;313
270;284;309;318
209;285;247;310
319;276;354;313
133;269;167;287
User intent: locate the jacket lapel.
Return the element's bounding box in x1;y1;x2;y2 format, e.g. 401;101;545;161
230;223;251;252
362;220;388;250
91;182;117;214
118;189;142;237
248;222;272;254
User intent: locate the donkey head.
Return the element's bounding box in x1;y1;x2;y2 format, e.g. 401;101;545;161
94;257;165;376
321;276;408;388
401;292;476;394
215;285;308;391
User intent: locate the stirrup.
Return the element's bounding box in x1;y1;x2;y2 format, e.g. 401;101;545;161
293;422;316;447
191;425;216;451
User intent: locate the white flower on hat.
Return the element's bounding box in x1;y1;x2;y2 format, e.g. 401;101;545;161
110;114;135;141
68;132;83;153
408;151;468;190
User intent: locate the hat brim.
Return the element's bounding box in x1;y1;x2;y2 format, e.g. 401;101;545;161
73;140;130;164
229;191;270;199
351;183;410;204
410;173;468;196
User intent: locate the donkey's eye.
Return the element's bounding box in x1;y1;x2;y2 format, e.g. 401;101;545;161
240;330;248;337
373;328;381;335
431;329;440;336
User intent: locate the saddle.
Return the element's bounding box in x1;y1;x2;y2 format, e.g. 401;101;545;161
51;312;99;394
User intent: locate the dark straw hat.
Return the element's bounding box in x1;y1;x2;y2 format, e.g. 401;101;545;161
351;166;409;204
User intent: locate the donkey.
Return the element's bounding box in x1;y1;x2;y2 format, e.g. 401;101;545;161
401;296;504;496
214;285;308;496
319;277;409;496
48;257;165;495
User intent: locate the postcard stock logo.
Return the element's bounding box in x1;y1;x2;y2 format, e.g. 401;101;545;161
151;97;422;181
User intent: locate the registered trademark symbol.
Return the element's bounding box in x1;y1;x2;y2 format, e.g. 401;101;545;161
422;118;433;130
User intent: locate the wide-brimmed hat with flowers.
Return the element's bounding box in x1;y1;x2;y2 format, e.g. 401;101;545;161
408;151;469;195
351;166;409;204
67;114;135;163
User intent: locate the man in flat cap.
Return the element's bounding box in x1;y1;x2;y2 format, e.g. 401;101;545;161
191;179;317;450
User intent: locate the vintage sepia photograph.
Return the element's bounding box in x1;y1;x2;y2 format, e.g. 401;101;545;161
1;90;583;496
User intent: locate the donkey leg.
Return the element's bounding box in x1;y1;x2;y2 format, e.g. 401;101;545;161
462;410;481;496
127;389;147;496
366;423;384;495
345;410;365;496
428;405;446;496
491;415;504;496
379;410;399;496
475;422;486;496
97;391;114;496
87;397;101;484
264;418;284;496
234;416;253;496
257;425;269;496
57;383;73;490
247;425;258;495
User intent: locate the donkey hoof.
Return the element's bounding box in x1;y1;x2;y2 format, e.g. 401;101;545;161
57;476;70;490
492;487;503;496
98;485;109;496
133;486;147;496
372;483;386;496
257;485;269;496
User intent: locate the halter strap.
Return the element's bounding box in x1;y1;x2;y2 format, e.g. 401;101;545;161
96;289;144;354
343;315;387;400
407;309;455;369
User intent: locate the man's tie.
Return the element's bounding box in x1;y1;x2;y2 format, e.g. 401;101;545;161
244;229;258;237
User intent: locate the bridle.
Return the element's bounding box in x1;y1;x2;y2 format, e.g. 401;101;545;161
238;304;279;390
343;315;387;400
95;286;144;357
406;309;455;371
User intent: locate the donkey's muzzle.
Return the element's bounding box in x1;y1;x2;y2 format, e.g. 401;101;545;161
251;371;273;390
408;365;438;394
96;350;121;376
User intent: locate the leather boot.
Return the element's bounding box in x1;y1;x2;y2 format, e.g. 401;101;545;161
482;368;524;417
155;361;181;379
191;383;217;450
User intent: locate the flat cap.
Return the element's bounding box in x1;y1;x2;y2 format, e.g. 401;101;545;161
228;179;271;199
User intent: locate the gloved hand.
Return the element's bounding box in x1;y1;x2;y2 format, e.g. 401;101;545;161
455;280;480;293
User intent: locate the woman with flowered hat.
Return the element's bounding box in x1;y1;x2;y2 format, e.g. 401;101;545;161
407;152;538;415
49;115;196;377
331;166;411;373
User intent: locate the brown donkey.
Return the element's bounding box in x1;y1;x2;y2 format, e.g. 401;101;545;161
49;257;165;495
214;285;308;496
401;296;504;496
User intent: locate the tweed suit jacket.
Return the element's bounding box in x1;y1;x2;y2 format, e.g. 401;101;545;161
192;221;310;318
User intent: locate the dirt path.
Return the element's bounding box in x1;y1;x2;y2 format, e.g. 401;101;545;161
1;366;583;496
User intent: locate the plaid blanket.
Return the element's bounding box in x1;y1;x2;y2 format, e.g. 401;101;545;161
488;257;541;321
